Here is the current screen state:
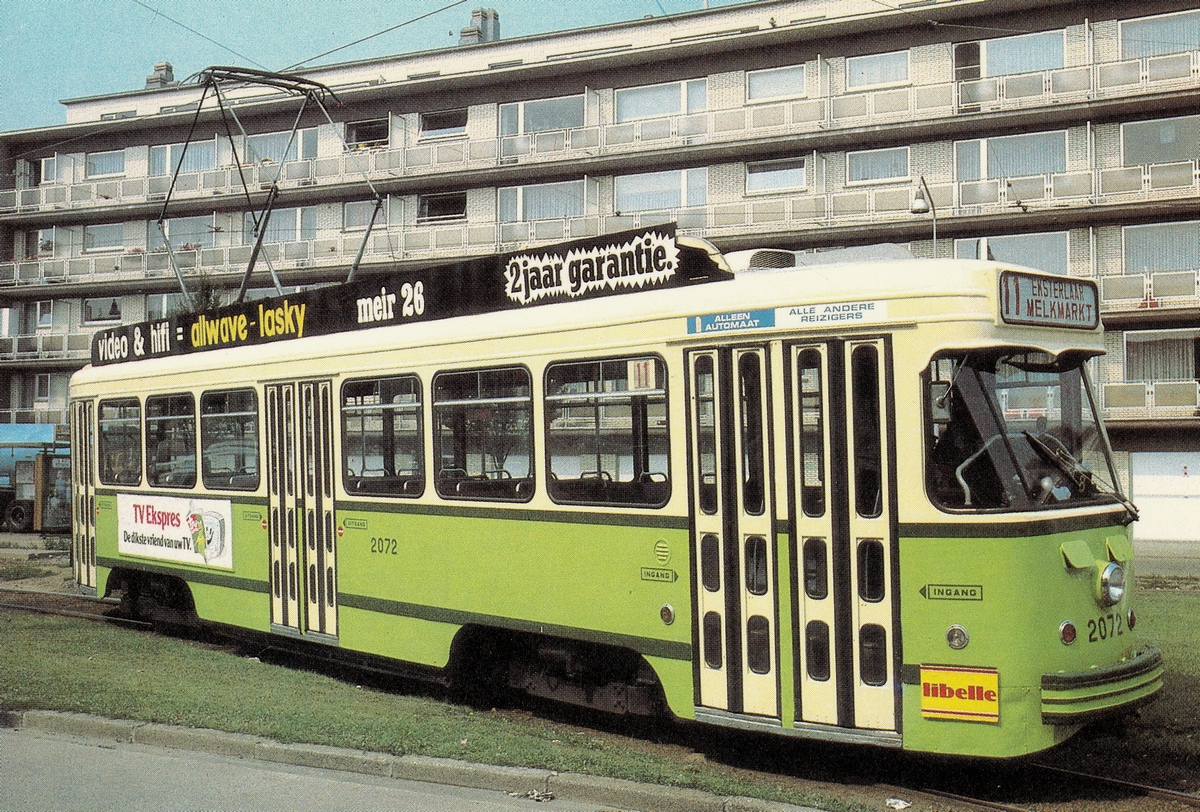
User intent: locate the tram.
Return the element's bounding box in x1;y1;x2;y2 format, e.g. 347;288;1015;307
70;225;1161;758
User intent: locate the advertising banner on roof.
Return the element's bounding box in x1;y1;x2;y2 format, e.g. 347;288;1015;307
91;225;730;367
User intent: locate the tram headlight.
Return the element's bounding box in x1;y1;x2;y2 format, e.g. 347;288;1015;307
1099;562;1125;607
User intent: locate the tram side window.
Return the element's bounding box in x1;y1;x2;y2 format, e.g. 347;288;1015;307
201;389;259;490
545;356;670;507
146;394;197;488
433;366;533;501
342;375;424;496
98;398;141;486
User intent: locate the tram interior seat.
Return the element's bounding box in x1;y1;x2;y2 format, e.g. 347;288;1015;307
549;471;669;505
437;467;532;499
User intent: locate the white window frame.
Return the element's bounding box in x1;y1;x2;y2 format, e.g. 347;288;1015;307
345;119;391;150
614;168;707;214
35;300;53;330
85;150;126;179
83;297;123;325
1122;327;1200;383
846;50;910;91
161;215;215;251
614;79;707;123
745;158;807;195
1120;115;1200;168
1121;220;1200;274
416;192;467;224
34;374;51;404
1120;9;1200;60
150;138;218;177
419;109;468;141
953;231;1070;275
343;200;385;232
39;156;57;186
83;223;125;253
980;30;1065;77
845;147;910;185
499;94;586;136
746;65;807;103
498;179;591;223
145;293;187;321
955;130;1068;181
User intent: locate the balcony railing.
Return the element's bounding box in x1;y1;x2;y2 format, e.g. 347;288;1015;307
0;332;92;362
1101;269;1200;314
0;407;69;426
1103;380;1200;420
4;50;1200;216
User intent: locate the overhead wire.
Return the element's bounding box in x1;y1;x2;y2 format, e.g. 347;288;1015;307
127;0;268;70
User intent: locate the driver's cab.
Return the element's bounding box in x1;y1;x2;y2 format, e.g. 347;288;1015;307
924;349;1129;515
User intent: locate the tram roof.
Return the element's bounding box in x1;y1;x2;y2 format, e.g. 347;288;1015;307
76;224;1101;386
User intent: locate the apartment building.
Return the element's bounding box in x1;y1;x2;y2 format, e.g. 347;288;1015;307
1;0;1198;541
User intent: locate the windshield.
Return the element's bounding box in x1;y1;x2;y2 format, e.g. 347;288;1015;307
925;350;1126;513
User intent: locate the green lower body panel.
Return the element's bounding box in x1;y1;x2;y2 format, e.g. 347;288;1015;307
1041;646;1163;724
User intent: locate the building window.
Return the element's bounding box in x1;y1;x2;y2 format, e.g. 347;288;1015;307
746;158;806;194
955;231;1069;276
247;206;319;243
342;200;382;231
346;119;390;149
1121;10;1200;60
85;150;125;178
1122;115;1200;167
846;51;909;89
34;300;53;330
243;131;297;164
98;398;142;486
747;65;806;102
955;30;1064;80
1124;221;1199;275
201;389;260;490
342;375;423;496
499;94;585;135
150;140;217;176
83;297;123;324
615;168;707;213
146;293;186;320
846;147;909;183
544;356;670;507
419;109;467;139
39;157;56;185
84;223;124;252
161;215;213;250
417;192;467;223
1124;329;1200;382
615;79;707;123
34;374;51;403
146;393;197;489
956;131;1066;181
433;366;534;501
499;180;586;222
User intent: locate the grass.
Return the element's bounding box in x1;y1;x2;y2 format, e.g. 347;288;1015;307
0;562;54;581
0;584;1195;809
0;611;840;810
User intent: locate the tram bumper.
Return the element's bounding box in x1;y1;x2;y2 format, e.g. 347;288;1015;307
1040;645;1163;725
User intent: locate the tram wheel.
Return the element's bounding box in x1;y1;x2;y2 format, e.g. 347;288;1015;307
4;500;33;532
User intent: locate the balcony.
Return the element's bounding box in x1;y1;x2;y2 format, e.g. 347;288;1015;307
4;50;1200;217
0;333;92;362
0;407;69;426
1101;269;1199;316
1103;379;1200;422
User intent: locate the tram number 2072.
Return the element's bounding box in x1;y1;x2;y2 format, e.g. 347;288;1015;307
1088;612;1125;643
369;537;400;555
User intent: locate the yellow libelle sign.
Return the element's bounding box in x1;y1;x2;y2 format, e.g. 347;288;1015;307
920;665;1000;723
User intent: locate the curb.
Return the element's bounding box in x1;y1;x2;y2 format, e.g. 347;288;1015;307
3;710;826;812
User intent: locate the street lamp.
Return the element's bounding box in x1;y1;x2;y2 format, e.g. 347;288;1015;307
910;175;937;255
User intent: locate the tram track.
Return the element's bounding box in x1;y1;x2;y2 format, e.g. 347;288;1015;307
2;583;1197;812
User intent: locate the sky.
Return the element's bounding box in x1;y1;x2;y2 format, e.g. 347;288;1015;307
0;0;748;133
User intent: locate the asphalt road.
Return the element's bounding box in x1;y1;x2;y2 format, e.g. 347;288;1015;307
0;727;636;812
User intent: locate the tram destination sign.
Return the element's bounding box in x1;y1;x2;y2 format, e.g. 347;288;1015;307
999;270;1098;330
91;225;730;367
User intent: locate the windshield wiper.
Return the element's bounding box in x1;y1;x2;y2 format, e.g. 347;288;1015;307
1022;431;1139;524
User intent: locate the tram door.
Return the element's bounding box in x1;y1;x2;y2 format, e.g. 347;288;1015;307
688;346;779;718
265;380;338;640
791;339;896;732
70;400;96;592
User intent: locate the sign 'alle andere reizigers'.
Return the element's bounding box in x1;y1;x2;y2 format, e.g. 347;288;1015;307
91;226;728;367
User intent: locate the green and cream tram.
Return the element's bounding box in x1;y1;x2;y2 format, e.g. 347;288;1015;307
70;226;1161;758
